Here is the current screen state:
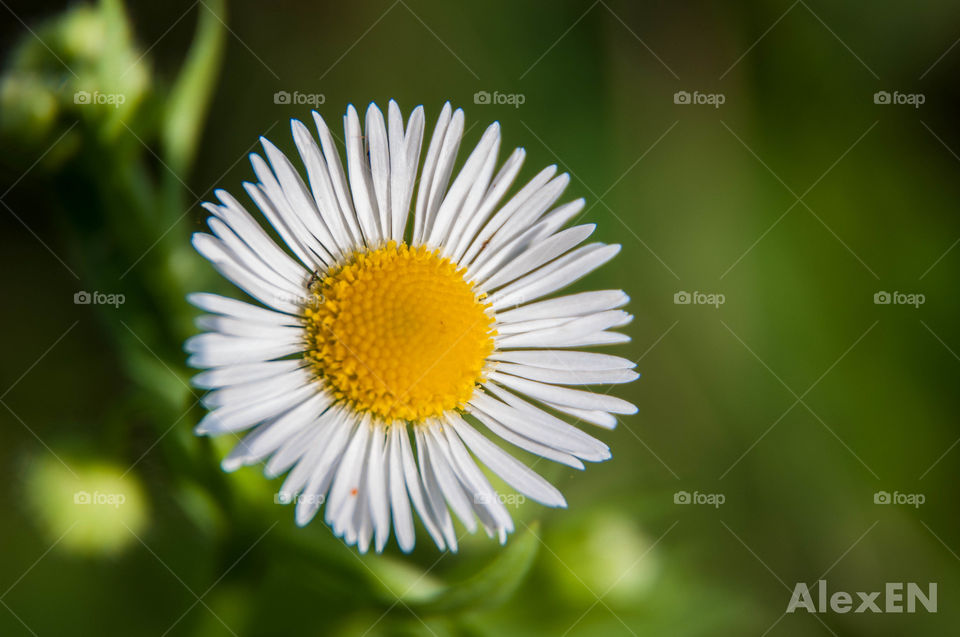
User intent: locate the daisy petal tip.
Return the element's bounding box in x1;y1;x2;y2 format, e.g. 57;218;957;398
258;135;277;152
295;506;318;527
290;117;309;135
220;457;244;473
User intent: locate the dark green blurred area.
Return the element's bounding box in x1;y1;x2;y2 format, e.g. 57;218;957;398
1;0;959;635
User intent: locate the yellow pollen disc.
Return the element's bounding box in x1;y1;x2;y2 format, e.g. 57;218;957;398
302;241;496;423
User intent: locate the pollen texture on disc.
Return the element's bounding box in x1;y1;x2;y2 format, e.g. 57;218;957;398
303;242;496;422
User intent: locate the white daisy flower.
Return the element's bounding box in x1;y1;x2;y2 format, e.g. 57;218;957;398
186;100;638;553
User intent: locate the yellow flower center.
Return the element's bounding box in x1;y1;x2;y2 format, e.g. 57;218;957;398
302;242;496;423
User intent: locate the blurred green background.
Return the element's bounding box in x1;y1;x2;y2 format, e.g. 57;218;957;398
1;0;959;635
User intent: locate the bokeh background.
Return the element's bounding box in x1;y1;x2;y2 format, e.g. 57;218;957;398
2;0;959;635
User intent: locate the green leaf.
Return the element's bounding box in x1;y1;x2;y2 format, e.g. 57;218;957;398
412;521;542;615
161;0;226;177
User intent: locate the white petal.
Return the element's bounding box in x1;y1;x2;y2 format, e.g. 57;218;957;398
448;414;566;507
460;165;557;267
208;191;308;285
496;310;632;349
250;153;332;266
344;105;381;245
365;103;392;239
413;102;453;244
387;424;416;552
266;418;332;478
540;402;620;429
195;384;316;435
415;426;458;550
488;349;636;371
493;362;639;386
312;111;364;247
191;233;302;313
490;372;638;415
419;426;476;533
469;390;608;461
291;412;356;524
222;392;331;471
397;424;447;551
260;136;342;260
278;406;345;496
439;418;514;532
366;421;391;552
467;173;570;274
467;407;585;469
496;290;629;324
325;413;372;528
419;108;464;246
428;122;500;251
448;148;526;262
444;132;501;258
290;119;356;252
242;180;318;269
202;366;314;409
194;314;303;339
185;333;303;368
192;359;305;390
491;243;621;310
187;293;300;324
388;101;424;241
475;224;595;292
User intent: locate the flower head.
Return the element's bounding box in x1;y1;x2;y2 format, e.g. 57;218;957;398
187;100;638;552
